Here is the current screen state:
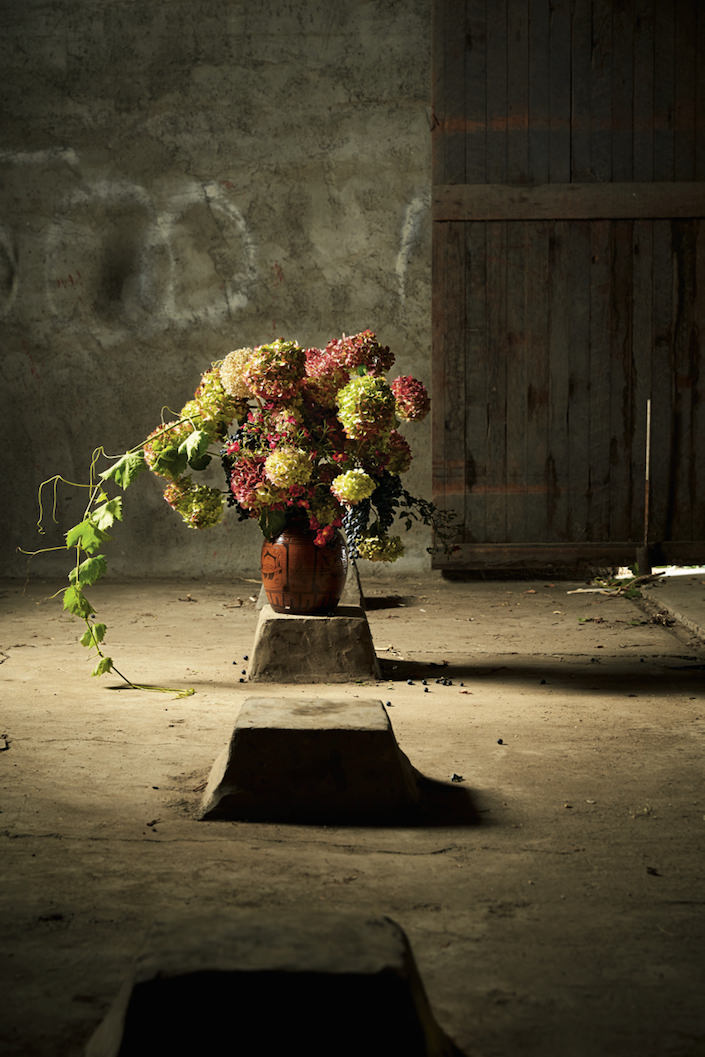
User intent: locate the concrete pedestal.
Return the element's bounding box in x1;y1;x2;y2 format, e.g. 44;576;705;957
199;696;420;823
247;604;379;683
85;911;465;1057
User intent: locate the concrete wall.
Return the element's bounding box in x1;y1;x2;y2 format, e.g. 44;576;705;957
1;0;432;581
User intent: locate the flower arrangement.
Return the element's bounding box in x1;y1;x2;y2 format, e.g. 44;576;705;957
142;330;440;558
26;329;453;689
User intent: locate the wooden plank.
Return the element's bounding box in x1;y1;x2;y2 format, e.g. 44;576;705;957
673;0;697;181
547;225;580;542
432;539;705;571
524;221;551;539
697;3;705;179
669;219;698;538
652;3;675;180
484;220;508;539
548;0;571;181
432;0;468;184
465;0;488;183
432;540;646;571
506;0;529;183
588;220;612;539
564;221;593;542
589;0;614;181
611;1;635;181
693;219;705;538
431;222;467;527
528;0;550;182
433;182;705;221
485;0;508;182
633;0;655;181
570;0;593;181
649;219;674;542
608;219;636;539
631;218;655;543
504;219;529;540
546;221;571;540
464;220;489;542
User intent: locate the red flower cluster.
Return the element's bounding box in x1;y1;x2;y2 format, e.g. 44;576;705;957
390;375;431;421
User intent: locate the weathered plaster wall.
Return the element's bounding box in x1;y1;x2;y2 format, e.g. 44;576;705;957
1;0;432;580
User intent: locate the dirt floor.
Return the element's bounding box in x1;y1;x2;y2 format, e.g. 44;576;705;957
1;572;704;1057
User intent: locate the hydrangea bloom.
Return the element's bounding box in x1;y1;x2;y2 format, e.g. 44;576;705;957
264;447;312;489
220;347;253;398
163;478;224;529
356;534;404;562
228;453;267;508
336;374;397;440
244;339;305;403
384;430;412;474
193;366;243;437
390;375;431;421
331;468;376;505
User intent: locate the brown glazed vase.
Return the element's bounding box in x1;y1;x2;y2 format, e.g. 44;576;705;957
260;515;348;615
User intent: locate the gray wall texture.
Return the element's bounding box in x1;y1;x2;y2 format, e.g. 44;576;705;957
1;0;433;580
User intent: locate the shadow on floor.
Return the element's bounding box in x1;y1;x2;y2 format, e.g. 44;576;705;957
378;656;705;696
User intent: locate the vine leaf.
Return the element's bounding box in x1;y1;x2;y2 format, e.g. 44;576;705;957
63;586;95;619
92;497;123;532
100;450;146;489
150;446;188;479
92;656;114;677
69;554;107;588
65;519;109;554
80;622;107;648
180;429;211;470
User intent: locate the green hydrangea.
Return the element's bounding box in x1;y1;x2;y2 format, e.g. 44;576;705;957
331;468;376;504
336;374;397;440
163;478;225;529
191;366;243;438
264;447;312;488
357;534;404;562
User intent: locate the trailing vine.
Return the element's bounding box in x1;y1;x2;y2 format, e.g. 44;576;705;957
22;427;207;696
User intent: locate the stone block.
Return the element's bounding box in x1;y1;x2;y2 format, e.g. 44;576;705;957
85;911;465;1057
247;604;379;683
199;697;420;823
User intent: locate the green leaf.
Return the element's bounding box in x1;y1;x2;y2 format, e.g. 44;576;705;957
63;586;95;619
188;452;212;471
100;450;146;489
66;519;108;554
69;554;107;587
259;509;287;540
180;430;212;472
80;622;107;648
150;446;188;479
92;656;114;677
180;429;208;459
92;497;123;532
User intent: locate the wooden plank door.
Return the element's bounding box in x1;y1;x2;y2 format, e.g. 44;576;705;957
432;0;705;573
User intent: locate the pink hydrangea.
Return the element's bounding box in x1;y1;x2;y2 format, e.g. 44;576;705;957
228;453;267;508
244;339;305;403
390;375;430;421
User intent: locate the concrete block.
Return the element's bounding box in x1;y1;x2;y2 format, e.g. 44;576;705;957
199;697;420;823
247;604;379;683
85;911;465;1057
